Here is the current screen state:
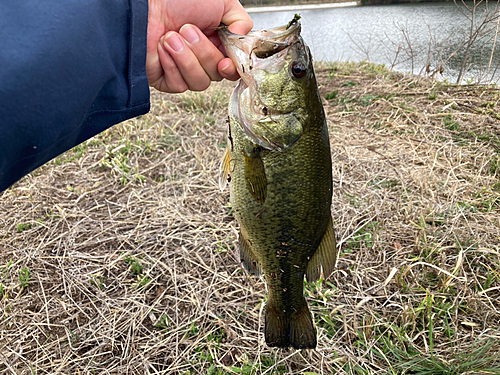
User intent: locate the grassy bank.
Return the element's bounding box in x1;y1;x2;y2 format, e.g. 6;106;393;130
1;61;500;374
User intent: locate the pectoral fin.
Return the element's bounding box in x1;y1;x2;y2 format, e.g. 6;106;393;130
239;231;262;277
244;151;267;204
306;217;337;282
219;149;231;191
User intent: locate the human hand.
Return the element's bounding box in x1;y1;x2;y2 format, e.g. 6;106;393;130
146;0;253;93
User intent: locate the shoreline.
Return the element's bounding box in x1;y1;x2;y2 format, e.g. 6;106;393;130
245;2;359;13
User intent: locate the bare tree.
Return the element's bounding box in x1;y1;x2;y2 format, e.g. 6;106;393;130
453;0;500;83
346;0;500;84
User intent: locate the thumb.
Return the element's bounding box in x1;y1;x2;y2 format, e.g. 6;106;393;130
222;0;253;35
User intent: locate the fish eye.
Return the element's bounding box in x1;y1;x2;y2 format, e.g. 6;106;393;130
291;62;306;78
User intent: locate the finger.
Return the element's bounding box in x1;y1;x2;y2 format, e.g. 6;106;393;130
222;0;253;34
218;58;240;81
156;35;189;93
146;43;165;87
179;24;225;82
146;52;162;87
163;31;212;92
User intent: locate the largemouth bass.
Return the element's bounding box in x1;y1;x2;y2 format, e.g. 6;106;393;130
218;17;337;349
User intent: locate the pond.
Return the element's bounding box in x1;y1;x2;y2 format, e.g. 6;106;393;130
249;2;500;83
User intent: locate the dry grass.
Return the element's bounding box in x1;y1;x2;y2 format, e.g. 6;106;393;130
1;61;500;374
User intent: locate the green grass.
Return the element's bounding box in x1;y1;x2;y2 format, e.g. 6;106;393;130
490;156;500;176
360;94;378;107
135;275;151;289
443;113;460;131
154;314;170;330
124;255;143;276
336;93;356;111
329;60;392;78
382;338;500;374
345;221;379;253
18;267;30;288
368;177;399;190
343;80;358;88
158;128;181;151
16;223;32;233
428;91;438;100
90;274;104;290
325;90;338;100
52;142;89;165
183;321;289;375
101;144;146;185
179;88;230;115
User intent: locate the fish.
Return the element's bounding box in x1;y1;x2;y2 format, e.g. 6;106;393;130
218;16;337;349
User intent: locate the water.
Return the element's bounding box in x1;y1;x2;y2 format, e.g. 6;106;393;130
249;2;500;83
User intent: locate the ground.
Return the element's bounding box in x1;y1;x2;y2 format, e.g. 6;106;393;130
1;61;500;374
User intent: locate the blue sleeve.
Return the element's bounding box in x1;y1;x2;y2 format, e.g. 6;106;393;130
0;0;151;192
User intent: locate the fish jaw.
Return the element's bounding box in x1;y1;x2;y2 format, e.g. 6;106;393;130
218;21;302;82
219;21;310;151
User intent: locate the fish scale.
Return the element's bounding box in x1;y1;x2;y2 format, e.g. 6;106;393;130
219;17;337;349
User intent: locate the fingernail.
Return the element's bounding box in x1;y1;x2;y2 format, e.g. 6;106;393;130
180;25;199;44
220;61;237;79
165;33;183;52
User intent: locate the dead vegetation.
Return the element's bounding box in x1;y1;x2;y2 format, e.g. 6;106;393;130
1;61;500;374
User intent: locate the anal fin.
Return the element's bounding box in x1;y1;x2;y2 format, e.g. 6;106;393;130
238;231;262;277
306;216;337;282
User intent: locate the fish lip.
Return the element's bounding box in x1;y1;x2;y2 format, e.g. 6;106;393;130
218;21;301;87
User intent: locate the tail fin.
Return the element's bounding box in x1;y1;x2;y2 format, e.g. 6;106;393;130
265;296;317;349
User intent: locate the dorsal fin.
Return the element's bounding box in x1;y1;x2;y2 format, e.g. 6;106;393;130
306;217;337;282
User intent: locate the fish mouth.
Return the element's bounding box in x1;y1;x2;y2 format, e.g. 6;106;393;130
218;20;301;80
220;20;303;151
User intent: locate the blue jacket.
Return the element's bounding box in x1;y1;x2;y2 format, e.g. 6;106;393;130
0;0;150;192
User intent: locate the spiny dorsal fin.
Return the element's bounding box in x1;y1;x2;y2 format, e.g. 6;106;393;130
238;231;262;277
219;149;231;191
243;149;267;204
306;217;337;282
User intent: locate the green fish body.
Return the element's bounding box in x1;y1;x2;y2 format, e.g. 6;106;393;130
219;19;336;349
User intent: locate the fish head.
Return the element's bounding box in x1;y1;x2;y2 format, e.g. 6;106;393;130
219;19;315;151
